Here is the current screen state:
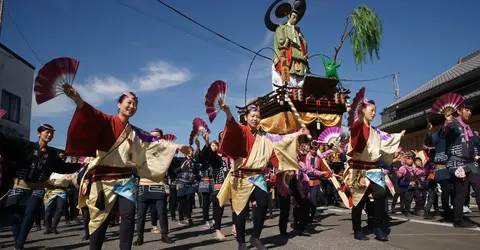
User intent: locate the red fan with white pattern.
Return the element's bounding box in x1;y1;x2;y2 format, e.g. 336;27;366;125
317;127;343;144
162;134;177;143
205;80;228;123
192;117;211;134
34;57;80;105
188;130;197;145
347;87;366;127
340;136;350;151
0;109;6;119
431;93;465;115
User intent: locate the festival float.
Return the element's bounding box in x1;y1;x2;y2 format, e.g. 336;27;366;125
232;0;383;139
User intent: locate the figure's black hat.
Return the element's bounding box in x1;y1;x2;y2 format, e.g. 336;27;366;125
264;0;307;32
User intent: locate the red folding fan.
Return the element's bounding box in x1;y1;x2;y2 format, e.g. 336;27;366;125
205;80;228;123
188;130;197;145
34;57;80;105
431;93;465;115
162;134;177;143
347;87;366;127
0;109;6;119
192;117;211;134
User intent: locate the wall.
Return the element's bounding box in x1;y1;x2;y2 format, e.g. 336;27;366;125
400;114;480;150
0;46;35;140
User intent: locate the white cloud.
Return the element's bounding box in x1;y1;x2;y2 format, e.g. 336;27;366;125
31;61;192;117
135;61;191;91
31;93;75;117
75;76;130;106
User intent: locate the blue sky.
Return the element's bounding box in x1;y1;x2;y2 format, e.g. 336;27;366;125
1;0;479;149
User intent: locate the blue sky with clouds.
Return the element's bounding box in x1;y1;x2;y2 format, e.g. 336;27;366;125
1;0;479;149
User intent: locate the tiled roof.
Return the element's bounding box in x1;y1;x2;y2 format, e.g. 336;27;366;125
385;50;480;109
379;89;480;129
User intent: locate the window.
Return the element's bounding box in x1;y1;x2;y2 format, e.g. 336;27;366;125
1;90;21;123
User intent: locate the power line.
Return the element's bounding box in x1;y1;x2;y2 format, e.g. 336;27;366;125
154;0;271;62
112;0;253;59
4;8;42;65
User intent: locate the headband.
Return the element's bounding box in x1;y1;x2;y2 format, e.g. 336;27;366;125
151;128;163;133
124;92;138;101
362;98;375;107
40;124;55;131
247;105;260;112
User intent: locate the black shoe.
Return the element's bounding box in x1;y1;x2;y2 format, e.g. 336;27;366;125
249;237;267;250
297;230;311;237
52;229;59;234
188;219;194;226
36;225;42;231
453;220;478;228
82;235;90;241
280;231;289;237
161;234;175;244
238;243;248;250
424;213;434;220
65;220;71;225
354;231;368;241
373;228;388;241
74;218;81;224
133;237;144;246
44;228;52;235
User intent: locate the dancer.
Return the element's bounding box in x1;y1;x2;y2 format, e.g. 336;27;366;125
277;161;312;236
43;171;73;234
442;103;480;228
0;124;82;250
344;99;404;241
214;132;232;241
174;145;201;226
134;128;175;245
197;132;214;229
217;103;309;250
75;157;91;241
63;86;190;250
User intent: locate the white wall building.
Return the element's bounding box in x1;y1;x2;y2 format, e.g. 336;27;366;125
0;43;35;140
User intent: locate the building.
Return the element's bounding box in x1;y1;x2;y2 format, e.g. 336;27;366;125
379;50;480;150
0;43;35;140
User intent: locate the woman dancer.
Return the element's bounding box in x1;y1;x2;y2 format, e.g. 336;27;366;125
43;171;73;234
217;103;309;250
344;99;404;241
198;132;229;240
174;145;201;226
197;132;215;229
133;128;175;245
63;86;190;250
0;124;82;250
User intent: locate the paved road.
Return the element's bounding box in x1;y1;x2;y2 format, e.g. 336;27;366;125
1;205;479;250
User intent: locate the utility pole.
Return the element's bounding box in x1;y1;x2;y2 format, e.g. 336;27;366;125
393;72;400;100
0;0;4;37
